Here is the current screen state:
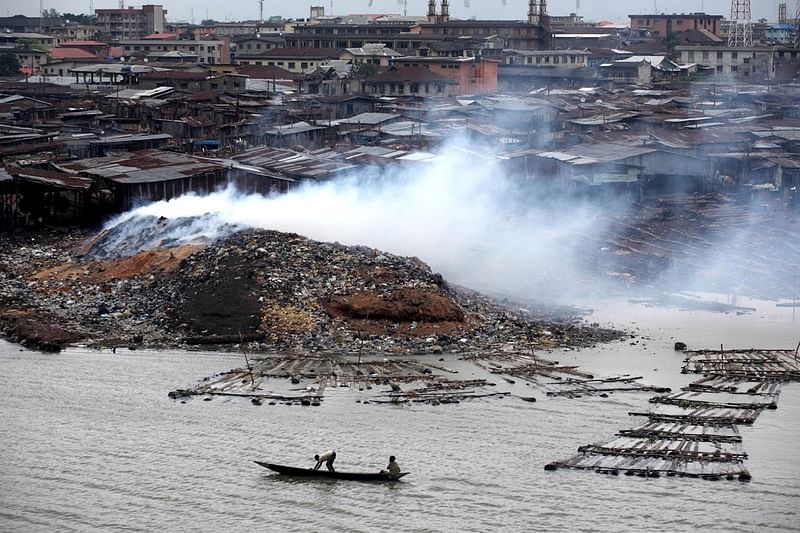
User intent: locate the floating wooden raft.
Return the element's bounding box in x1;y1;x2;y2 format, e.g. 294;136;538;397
630;404;763;425
577;436;747;462
468;352;669;398
169;355;496;405
682;349;800;380
684;376;783;396
547;452;751;481
619;421;742;443
549;347;799;482
649;390;779;410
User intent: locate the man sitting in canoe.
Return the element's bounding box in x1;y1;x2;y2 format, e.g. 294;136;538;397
313;450;336;472
381;456;401;477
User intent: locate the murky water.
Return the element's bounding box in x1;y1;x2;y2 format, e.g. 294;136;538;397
1;296;798;532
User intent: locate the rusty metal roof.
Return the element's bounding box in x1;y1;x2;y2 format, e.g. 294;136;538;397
6;166;93;190
234;146;355;179
55;149;224;184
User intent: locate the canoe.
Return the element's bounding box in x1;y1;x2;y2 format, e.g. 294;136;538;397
254;461;409;481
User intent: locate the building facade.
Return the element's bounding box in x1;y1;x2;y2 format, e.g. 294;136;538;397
630;13;724;39
120;38;229;64
96;4;167;40
675;45;774;78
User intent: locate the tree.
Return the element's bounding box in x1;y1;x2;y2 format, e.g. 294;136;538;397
352;62;379;79
42;8;60;19
0;54;22;76
62;13;97;25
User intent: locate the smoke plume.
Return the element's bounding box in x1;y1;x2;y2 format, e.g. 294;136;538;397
101;141;622;302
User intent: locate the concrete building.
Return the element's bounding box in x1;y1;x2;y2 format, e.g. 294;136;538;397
394;56;499;95
235;48;339;73
675;46;774;78
95;4;167;40
417;0;549;51
630;13;724;39
51;25;101;45
120;38;229;65
505;50;591;68
362;65;460;97
340;44;403;67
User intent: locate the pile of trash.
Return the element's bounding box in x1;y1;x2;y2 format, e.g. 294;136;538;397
0;226;622;353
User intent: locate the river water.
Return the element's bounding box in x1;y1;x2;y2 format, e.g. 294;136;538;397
1;295;798;532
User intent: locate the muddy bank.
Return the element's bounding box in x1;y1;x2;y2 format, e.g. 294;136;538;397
0;226;621;353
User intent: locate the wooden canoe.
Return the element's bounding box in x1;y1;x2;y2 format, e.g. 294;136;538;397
254;461;409;481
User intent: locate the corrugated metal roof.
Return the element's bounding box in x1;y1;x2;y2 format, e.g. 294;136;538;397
336;112;402;126
6;166;93;189
234;146;355;179
55;149;232;184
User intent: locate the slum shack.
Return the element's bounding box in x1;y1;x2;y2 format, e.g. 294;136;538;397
1;165;98;227
55;149;292;210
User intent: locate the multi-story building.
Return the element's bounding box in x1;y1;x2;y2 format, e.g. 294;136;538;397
235;47;339;72
0;15;62;33
393;56;499;95
630;13;724;39
120;38;229;64
51;25;101;45
675;45;774;78
95;4;167;40
416;0;550;51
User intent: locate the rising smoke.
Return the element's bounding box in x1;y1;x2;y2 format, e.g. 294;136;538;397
101;140;626;302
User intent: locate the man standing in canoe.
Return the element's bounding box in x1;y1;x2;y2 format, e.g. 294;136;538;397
313;450;336;472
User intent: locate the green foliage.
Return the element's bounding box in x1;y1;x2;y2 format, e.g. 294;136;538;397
62;13;97;25
352;62;379;79
15;38;47;52
0;54;22;76
42;8;60;18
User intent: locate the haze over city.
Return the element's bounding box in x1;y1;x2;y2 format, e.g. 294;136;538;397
11;0;781;24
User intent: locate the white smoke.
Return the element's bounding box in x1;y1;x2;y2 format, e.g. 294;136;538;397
103;142;622;301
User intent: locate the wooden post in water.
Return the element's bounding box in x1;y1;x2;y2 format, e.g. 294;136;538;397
239;330;255;389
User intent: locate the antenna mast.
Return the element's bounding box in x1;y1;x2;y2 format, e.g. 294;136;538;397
728;0;752;47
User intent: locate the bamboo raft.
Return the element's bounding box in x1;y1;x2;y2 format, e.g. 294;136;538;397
548;347;798;481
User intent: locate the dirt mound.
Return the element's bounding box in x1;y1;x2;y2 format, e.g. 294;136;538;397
0;307;84;351
2;225;623;354
34;245;201;284
324;288;465;322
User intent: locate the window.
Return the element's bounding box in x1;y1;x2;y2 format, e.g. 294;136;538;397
743;57;750;64
717;51;723;59
702;51;708;60
688;51;695;61
301;62;308;69
730;65;738;72
288;62;296;69
731;52;738;59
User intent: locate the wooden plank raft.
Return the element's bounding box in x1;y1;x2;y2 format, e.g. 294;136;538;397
548;346;800;482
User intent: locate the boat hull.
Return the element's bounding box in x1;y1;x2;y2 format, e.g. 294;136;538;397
254;461;408;481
